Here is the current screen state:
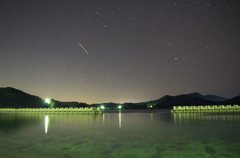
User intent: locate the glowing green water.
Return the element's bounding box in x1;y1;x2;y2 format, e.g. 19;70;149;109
0;111;239;158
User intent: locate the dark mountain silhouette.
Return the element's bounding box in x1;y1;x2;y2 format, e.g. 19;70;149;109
0;87;46;108
0;87;90;108
218;95;240;105
0;87;239;109
186;92;228;102
145;95;215;109
204;94;229;102
59;101;88;107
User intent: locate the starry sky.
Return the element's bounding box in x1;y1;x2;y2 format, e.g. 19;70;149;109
1;0;239;104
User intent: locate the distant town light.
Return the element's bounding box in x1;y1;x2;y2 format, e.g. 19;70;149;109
118;105;122;109
100;105;105;109
45;99;50;104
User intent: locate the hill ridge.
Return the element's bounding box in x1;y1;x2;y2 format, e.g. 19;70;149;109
0;87;239;109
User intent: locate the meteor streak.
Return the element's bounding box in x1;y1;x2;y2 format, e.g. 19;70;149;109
78;43;89;54
79;78;85;82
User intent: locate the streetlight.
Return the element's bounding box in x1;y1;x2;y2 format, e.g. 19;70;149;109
45;99;52;108
45;99;51;104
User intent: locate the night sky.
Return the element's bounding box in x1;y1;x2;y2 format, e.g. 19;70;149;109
1;0;239;104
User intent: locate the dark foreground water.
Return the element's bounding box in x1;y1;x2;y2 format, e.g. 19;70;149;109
0;110;240;158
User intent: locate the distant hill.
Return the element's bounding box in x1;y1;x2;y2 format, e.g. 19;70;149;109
60;101;89;107
0;87;239;109
186;92;228;102
218;95;240;105
145;94;215;109
0;87;45;108
0;87;90;108
144;93;239;109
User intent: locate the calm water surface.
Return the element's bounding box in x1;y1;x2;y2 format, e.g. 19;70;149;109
0;110;239;158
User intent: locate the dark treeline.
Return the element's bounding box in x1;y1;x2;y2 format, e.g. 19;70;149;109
1;87;240;109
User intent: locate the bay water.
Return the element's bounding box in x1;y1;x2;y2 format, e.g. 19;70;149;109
0;110;239;158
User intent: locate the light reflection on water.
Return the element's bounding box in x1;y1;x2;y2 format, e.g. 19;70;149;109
0;111;240;158
45;115;49;134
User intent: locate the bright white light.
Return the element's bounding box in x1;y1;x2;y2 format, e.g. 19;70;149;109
45;99;50;104
100;105;105;109
118;105;122;109
45;115;49;134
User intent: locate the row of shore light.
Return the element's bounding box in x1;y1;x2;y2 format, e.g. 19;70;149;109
45;99;122;110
